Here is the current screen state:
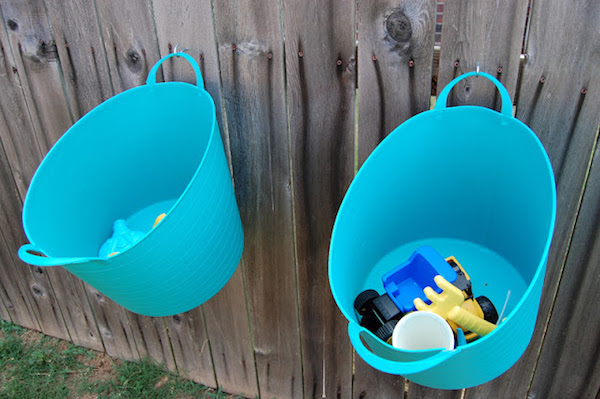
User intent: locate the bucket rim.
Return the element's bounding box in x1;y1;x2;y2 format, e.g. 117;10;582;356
22;81;219;260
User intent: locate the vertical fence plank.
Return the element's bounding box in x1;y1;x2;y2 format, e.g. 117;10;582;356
94;0;161;93
282;0;356;397
2;0;107;351
1;0;72;152
0;139;39;330
466;0;600;397
44;0;113;118
150;0;220;388
85;288;140;361
165;311;215;388
201;276;257;397
205;4;264;393
211;0;302;397
528;136;600;398
354;1;436;396
357;0;436;166
437;0;528;109
0;4;74;342
128;314;176;372
0;8;43;197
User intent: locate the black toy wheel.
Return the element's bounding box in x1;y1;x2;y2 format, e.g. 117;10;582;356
476;296;499;324
354;289;379;315
374;319;398;343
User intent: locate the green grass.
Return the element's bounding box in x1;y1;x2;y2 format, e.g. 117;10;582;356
0;320;237;399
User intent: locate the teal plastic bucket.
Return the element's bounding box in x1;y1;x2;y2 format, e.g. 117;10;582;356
329;71;556;389
19;53;243;317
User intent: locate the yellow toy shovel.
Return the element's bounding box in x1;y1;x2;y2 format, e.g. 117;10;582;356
414;275;496;337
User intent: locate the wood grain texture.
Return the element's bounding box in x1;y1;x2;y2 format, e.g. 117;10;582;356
466;0;600;397
94;0;161;93
282;0;356;397
202;270;258;397
1;0;72;152
151;1;220;388
353;357;405;399
128;314;176;372
0;286;10;322
357;0;436;166
0;14;44;198
0;136;38;330
407;384;463;399
43;270;103;351
527;138;600;398
44;0;113;118
437;0;529;110
212;0;301;397
166;311;216;388
85;286;140;361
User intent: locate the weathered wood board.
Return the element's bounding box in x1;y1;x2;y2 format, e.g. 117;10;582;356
466;0;600;397
437;0;529;110
357;0;437;166
282;0;357;397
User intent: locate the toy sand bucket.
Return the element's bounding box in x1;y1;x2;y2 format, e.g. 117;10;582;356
19;53;243;317
329;71;556;389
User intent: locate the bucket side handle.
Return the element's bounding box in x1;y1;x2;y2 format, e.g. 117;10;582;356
18;244;95;267
434;70;513;118
146;52;204;88
348;322;455;375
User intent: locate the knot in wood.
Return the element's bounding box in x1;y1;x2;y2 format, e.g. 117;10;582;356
125;48;142;73
31;285;43;297
386;10;412;44
35;40;58;62
7;19;18;31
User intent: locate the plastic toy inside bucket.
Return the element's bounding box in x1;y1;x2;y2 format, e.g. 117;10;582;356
329;71;556;389
19;52;244;317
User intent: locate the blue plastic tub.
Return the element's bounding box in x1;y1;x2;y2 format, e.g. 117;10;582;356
19;53;243;317
329;71;556;389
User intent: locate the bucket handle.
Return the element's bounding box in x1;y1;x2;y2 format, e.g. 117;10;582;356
434;70;513;118
348;322;455;375
146;52;205;88
18;244;97;267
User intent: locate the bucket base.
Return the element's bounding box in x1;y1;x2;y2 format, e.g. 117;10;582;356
126;199;177;233
364;238;526;318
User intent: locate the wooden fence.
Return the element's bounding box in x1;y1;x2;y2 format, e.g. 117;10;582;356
0;0;599;398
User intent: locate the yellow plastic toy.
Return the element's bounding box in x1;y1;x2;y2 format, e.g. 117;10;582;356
414;275;497;337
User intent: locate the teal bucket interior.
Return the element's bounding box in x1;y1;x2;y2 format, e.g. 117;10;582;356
329;72;556;389
20;53;244;317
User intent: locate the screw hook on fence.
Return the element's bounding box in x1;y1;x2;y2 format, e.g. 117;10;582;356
476;62;481;76
172;44;189;57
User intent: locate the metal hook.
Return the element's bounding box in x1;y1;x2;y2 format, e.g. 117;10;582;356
172;44;189;57
476;62;480;76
